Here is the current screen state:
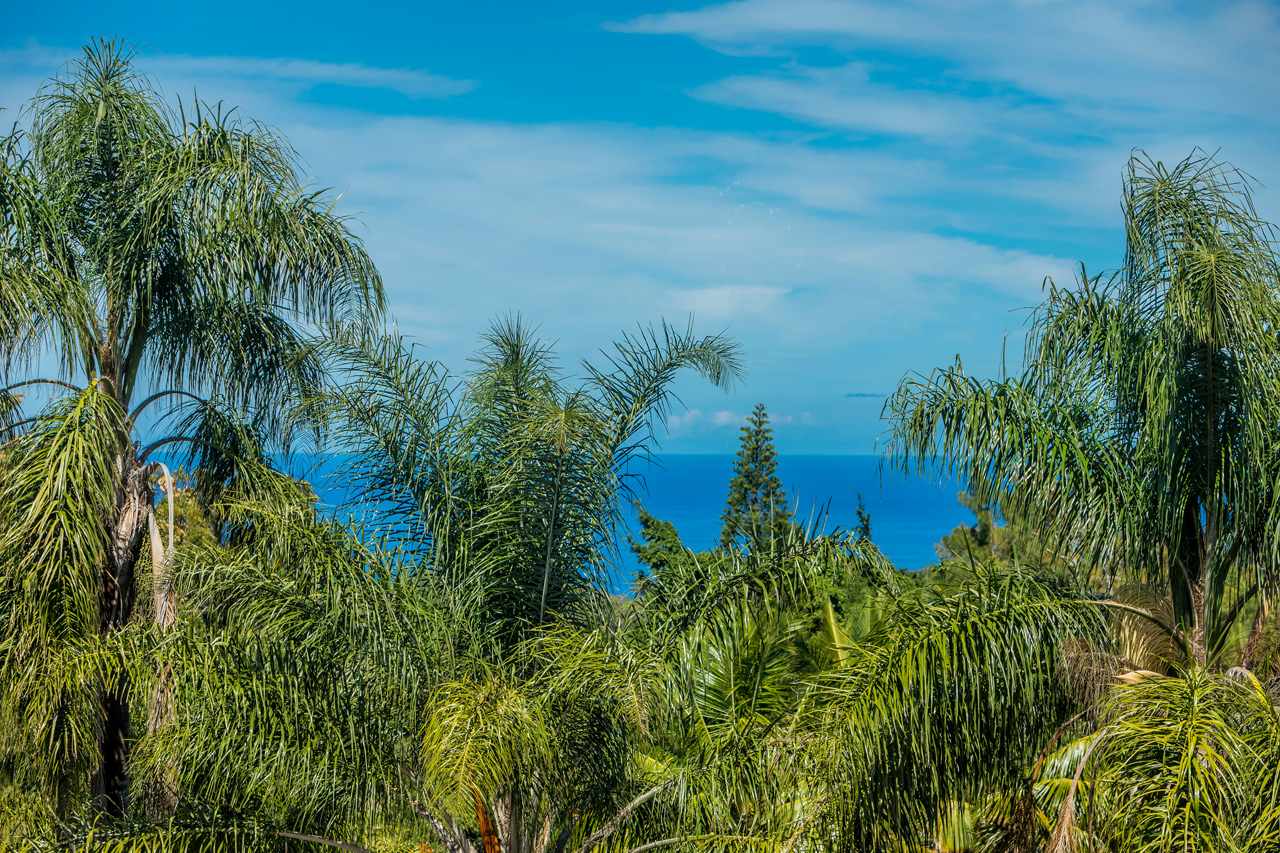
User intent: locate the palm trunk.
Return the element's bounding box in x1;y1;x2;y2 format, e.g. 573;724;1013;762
505;788;523;853
476;789;503;853
1177;498;1208;666
145;465;178;816
534;808;553;853
1244;594;1271;669
96;456;152;817
104;459;150;631
1191;578;1207;667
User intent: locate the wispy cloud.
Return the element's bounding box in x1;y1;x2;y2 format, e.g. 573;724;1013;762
667;409;748;434
670;285;789;317
692;65;997;141
613;0;1280;118
4;5;1275;453
0;42;476;102
161;54;477;99
666;407;811;437
612;0;1280;161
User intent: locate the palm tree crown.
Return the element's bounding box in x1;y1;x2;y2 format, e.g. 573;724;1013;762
887;151;1280;665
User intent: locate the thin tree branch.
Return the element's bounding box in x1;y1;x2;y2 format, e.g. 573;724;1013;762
1031;706;1094;784
1;416;41;437
624;835;715;853
138;435;213;461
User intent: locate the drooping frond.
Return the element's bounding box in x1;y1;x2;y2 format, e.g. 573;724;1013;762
0;388;127;804
1093;668;1280;853
886;150;1280;656
801;568;1107;851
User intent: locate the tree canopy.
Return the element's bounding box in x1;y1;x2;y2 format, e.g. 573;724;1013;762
718;404;790;550
887;151;1280;667
4;43;1280;853
0;38;384;823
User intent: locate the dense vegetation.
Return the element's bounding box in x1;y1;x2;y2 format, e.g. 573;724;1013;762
3;41;1279;853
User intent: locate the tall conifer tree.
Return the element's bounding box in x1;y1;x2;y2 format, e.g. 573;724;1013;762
719;403;790;549
630;504;690;573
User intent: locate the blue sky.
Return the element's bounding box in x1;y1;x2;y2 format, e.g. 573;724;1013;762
4;0;1279;453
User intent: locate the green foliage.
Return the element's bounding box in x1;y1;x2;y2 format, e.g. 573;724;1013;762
927;492;1073;587
7;43;1280;853
1091;669;1280;852
719;404;790;551
888;150;1280;666
628;503;694;575
799;567;1106;852
0;36;383;829
310;316;742;648
0;388;130;818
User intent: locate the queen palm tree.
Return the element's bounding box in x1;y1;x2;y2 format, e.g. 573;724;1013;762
886;151;1280;667
311;316;743;646
0;39;382;820
13;318;738;849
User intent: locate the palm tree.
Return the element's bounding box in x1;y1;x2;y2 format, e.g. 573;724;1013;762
311;316;743;646
309;317;745;850
620;521;1105;853
0;39;382;820
18;318;738;849
886;150;1280;667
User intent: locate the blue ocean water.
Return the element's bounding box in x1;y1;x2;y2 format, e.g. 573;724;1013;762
231;452;972;592
619;454;969;581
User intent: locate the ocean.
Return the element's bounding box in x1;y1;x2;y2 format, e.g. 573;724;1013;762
279;452;970;592
618;454;966;586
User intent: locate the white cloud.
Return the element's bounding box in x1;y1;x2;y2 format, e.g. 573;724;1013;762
613;0;1280;162
159;55;478;99
613;0;1280;118
5;10;1277;452
693;66;993;140
667;409;704;432
667;407;810;437
0;42;475;104
671;285;789;317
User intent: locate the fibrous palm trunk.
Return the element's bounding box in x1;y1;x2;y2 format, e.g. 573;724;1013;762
476;789;503;853
146;464;177;816
95;454;153;817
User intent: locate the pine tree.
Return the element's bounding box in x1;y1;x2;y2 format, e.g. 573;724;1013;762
629;503;691;573
719;403;791;549
854;492;872;542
